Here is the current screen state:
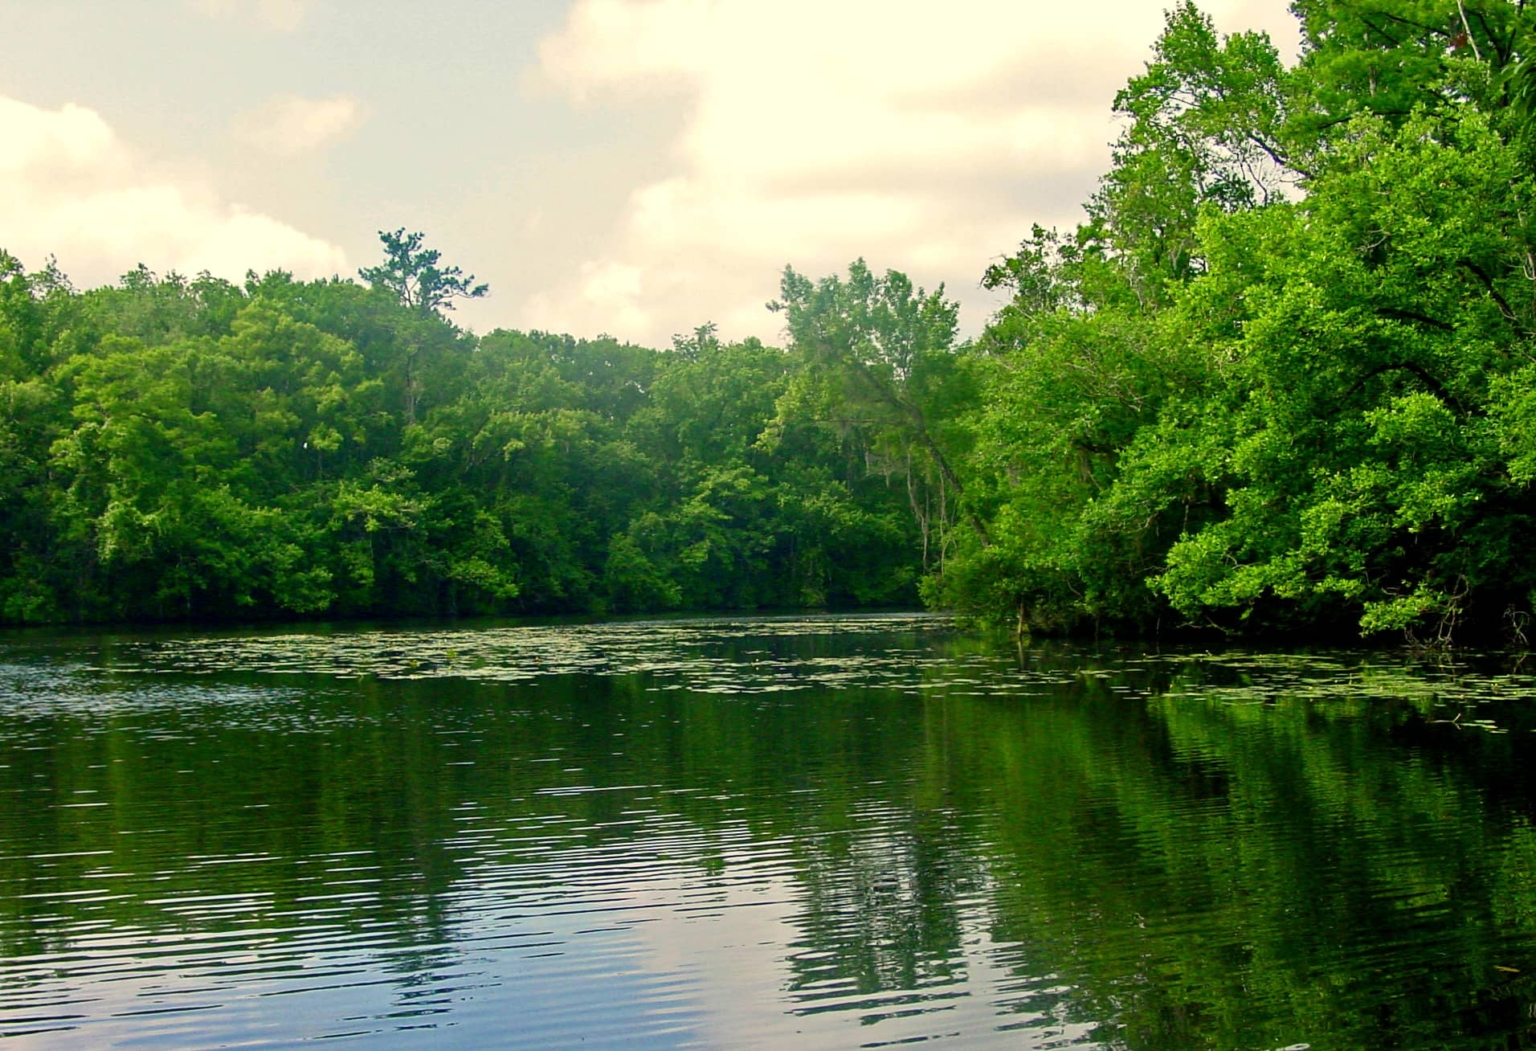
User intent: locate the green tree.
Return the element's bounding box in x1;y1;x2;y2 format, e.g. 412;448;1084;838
358;229;488;317
770;261;981;564
945;1;1536;643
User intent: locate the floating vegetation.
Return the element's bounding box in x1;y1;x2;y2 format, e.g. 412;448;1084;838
4;614;1533;737
109;614;970;695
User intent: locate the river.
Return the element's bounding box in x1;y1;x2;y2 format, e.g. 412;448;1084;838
3;613;1536;1049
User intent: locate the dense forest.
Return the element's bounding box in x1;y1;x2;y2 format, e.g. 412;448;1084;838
0;234;951;624
3;0;1536;642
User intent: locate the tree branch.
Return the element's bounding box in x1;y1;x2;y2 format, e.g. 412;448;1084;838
1378;12;1453;39
1346;361;1468;415
1243;132;1313;180
1376;306;1454;332
1456;1;1484;61
1459;258;1526;331
1466;8;1509;65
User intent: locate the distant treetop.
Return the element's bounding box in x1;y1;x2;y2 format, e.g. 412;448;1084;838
359;229;488;316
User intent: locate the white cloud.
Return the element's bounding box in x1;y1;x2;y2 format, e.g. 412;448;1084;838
187;0;309;32
0;96;347;286
233;94;364;156
524;0;1301;347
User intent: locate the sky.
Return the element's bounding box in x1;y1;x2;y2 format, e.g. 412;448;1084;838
0;0;1301;347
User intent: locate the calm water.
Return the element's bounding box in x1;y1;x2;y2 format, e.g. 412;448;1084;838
4;615;1536;1049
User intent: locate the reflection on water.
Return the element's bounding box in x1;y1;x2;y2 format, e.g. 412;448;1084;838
4;615;1536;1048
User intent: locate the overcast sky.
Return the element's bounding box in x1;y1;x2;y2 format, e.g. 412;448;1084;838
0;0;1300;347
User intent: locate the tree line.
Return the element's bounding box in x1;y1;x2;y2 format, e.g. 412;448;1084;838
0;247;948;622
4;0;1536;642
944;0;1536;643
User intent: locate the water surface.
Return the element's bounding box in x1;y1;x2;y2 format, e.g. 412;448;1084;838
4;614;1536;1049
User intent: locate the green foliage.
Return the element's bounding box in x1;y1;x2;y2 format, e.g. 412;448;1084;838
358;229;488;316
944;1;1536;644
769;260;979;570
0;238;928;624
13;3;1536;640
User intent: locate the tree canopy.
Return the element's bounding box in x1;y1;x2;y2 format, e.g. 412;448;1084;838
0;235;933;624
8;3;1536;644
936;0;1536;644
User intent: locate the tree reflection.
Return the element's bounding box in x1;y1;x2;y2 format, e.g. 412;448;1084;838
5;638;1536;1048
